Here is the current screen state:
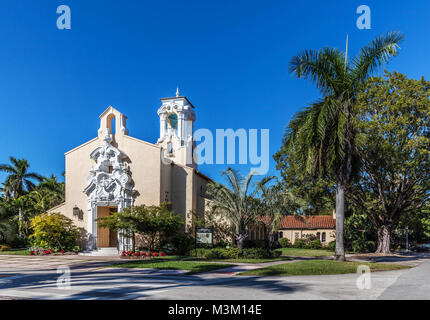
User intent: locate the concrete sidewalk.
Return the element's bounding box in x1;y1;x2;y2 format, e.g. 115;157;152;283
379;259;430;299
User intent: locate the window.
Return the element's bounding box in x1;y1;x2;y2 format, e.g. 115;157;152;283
107;114;116;134
167;113;178;129
295;232;299;239
108;166;113;174
322;232;326;242
167;142;173;154
279;231;283;238
317;232;320;240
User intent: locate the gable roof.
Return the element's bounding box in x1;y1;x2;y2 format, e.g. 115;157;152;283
280;215;335;230
99;105;127;119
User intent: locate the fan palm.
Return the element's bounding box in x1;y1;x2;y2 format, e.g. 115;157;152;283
285;31;404;260
207;168;271;250
0;157;44;199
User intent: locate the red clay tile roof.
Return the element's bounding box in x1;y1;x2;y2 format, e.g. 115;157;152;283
280;215;335;229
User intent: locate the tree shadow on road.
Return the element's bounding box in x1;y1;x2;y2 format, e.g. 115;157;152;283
0;266;310;300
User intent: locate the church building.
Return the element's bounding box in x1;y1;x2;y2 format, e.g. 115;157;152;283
49;92;212;254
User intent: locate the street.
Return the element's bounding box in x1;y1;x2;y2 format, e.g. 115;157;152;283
0;255;429;300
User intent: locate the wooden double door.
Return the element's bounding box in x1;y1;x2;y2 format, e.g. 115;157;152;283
97;207;118;248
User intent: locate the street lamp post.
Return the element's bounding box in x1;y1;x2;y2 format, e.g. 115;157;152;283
406;226;409;253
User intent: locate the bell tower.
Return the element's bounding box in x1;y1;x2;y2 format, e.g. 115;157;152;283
157;89;196;168
98;106;129;138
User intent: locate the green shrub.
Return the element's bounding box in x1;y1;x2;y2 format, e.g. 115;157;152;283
190;248;207;258
205;247;240;259
278;238;291;248
189;247;281;260
190;247;240;259
306;239;322;249
29;213;79;251
352;239;376;253
293;239;306;248
327;241;336;251
240;248;281;259
170;234;194;255
214;241;231;248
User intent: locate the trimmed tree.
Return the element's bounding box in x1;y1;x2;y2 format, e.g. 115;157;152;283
351;71;430;253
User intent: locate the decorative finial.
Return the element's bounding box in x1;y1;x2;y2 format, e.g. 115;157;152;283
176;87;179;97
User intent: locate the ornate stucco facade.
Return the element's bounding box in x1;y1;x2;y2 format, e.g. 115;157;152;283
49;94;212;253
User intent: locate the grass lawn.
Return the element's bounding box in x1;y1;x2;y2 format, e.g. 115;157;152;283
112;259;232;275
0;250;31;255
152;255;290;264
203;257;290;264
239;260;410;277
276;248;334;257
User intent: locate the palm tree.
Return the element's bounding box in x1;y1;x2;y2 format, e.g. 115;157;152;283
207;168;271;250
0;181;13;201
37;174;65;205
256;181;283;249
285;32;404;260
0;157;44;199
257;182;308;249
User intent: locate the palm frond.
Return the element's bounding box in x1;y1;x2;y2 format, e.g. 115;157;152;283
289;47;346;95
351;31;404;83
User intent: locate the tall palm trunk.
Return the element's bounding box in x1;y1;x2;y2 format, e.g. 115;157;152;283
335;181;345;261
18;207;23;238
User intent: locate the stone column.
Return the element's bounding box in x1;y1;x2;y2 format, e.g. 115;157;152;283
159;113;167;141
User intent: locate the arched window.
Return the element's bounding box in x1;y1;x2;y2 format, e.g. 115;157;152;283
167;142;173;154
107;114;116;134
167;113;178;129
322;232;326;242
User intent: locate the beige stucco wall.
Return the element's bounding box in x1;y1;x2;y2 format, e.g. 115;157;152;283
51;106;211;246
279;228;335;245
63;137;100;229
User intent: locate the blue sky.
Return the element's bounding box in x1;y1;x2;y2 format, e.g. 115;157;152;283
0;0;429;183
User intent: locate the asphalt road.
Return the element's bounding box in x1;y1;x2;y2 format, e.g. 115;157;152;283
0;255;428;300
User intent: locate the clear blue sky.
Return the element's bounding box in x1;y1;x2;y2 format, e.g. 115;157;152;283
0;0;429;183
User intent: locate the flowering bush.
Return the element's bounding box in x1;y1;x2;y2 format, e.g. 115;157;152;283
30;213;79;252
119;250;166;258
